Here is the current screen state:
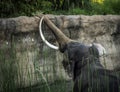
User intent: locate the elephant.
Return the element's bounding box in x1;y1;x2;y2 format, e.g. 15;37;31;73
39;16;120;92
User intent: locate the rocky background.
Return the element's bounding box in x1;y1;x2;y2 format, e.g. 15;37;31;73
0;15;120;90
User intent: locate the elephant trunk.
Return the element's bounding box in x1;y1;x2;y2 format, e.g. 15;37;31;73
43;16;73;52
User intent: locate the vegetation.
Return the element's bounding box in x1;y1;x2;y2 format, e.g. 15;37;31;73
0;0;120;18
0;42;73;92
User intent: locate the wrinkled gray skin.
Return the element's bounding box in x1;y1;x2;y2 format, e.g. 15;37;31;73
62;42;98;78
62;42;120;92
62;42;99;78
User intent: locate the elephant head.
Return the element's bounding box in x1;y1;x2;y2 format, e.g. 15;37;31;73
39;16;77;52
39;15;106;54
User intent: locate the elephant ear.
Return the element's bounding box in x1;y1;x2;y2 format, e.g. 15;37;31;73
92;43;106;56
89;43;106;57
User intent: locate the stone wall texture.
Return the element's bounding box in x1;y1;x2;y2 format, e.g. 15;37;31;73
0;15;120;90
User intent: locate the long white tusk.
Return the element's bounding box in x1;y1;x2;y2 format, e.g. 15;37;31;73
39;16;59;50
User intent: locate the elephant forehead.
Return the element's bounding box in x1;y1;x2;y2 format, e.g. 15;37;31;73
67;42;89;54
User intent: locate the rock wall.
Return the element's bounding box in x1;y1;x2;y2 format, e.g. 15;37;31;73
0;15;120;90
51;15;120;70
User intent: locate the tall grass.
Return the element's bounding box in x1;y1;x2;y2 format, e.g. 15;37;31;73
0;36;72;92
0;32;120;92
0;47;17;92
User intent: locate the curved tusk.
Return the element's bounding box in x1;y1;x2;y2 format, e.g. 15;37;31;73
39;16;59;50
